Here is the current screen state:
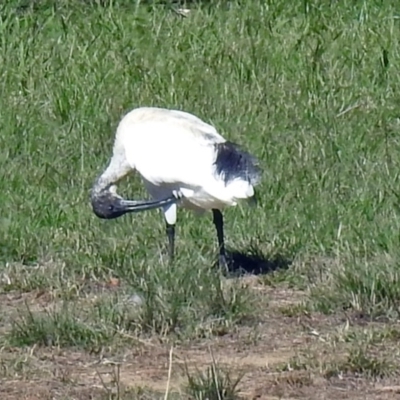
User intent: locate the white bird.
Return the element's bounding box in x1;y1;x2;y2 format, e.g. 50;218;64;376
90;107;261;267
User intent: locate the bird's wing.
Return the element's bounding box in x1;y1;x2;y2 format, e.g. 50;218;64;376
124;107;226;144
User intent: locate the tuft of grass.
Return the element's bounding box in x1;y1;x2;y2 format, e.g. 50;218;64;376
324;345;397;379
93;264;256;340
185;359;244;400
309;257;400;319
280;342;398;380
7;302;114;350
333;325;400;346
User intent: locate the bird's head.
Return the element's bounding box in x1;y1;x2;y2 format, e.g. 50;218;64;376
90;185;181;220
90;187;130;220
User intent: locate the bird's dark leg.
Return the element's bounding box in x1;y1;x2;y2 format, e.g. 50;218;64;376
166;222;175;263
212;209;228;269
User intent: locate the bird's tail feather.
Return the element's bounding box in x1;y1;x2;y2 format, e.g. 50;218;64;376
214;141;261;186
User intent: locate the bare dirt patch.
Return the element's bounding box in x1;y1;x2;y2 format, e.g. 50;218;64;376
1;281;399;399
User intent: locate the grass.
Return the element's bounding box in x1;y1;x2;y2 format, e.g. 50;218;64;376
310;256;400;318
278;321;400;382
184;358;244;400
2;0;400;398
282;351;395;380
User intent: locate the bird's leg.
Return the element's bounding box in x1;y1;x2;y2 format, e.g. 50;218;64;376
212;209;228;269
166;223;175;263
163;200;178;264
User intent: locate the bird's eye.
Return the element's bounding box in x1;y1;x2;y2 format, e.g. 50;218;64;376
108;205;114;211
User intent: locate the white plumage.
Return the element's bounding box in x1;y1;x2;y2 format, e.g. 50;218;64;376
91;106;261;266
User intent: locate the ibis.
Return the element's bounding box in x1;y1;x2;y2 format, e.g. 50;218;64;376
90;107;261;267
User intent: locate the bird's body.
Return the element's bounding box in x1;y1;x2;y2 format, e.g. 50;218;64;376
91;106;261;266
117;108;258;214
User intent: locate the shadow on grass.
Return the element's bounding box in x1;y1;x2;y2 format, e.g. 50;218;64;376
221;248;292;277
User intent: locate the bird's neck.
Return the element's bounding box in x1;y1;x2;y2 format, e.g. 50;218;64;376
91;150;130;201
91;164;120;197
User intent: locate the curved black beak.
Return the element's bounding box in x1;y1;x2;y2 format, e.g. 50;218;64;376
119;195;179;213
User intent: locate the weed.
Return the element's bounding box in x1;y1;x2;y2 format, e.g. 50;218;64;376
185;358;244;400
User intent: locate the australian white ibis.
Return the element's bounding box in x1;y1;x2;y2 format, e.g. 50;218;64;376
90;107;261;267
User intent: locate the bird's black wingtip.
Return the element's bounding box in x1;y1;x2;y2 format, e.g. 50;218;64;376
214;141;261;185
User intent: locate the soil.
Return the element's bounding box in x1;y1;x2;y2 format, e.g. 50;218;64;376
1;279;399;399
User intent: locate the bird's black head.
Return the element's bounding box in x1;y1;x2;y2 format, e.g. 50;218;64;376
91;190;129;220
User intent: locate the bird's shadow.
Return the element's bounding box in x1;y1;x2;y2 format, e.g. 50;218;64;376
218;248;292;278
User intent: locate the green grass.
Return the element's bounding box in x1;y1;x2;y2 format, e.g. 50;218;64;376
5;268;254;348
310;256;400;318
282;346;396;380
185;358;244;400
8;301;114;350
2;0;400;354
280;322;400;380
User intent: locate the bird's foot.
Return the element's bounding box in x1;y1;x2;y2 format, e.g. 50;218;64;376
218;254;229;272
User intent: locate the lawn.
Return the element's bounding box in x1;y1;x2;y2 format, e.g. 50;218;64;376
1;0;400;398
